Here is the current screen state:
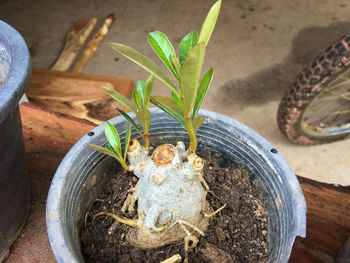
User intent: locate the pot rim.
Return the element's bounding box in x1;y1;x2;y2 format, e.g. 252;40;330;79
46;108;307;262
0;20;31;123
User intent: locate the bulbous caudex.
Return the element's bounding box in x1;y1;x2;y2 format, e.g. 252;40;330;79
121;139;211;249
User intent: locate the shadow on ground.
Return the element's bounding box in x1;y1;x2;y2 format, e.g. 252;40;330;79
218;22;350;106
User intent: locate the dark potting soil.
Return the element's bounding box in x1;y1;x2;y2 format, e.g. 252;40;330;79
81;151;268;263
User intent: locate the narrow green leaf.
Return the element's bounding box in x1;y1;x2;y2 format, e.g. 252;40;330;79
109;43;179;95
88;144;119;160
105;142;115;154
133;89;142;111
180;42;206;117
136;109;151;134
136;80;145;109
117;109;142;135
105;122;122;156
192;116;205;132
198;0;222;46
171;90;183;107
148;31;178;79
101;86;137;114
179;31;198;65
144;75;154;108
124;127;131;161
192;68;213;118
150;96;185;127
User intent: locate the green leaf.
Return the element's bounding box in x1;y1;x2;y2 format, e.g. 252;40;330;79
88;144;120;160
144;75;154;108
192;68;213;118
133;89;142;111
151;96;185;127
171;90;183;107
101;86;137;115
105;142;115;154
192;116;205;132
148;31;178;80
117;109;142;135
135;80;145;109
198;0;222;46
179;31;198;66
180;42;206;117
109;43;179;95
169;55;181;79
136;109;151;134
124;126;131;161
105;122;122;156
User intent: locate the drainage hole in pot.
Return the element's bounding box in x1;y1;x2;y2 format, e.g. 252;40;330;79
271;149;278;153
88;132;95;136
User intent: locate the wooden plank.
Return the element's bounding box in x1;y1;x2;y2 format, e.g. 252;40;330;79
71;14;115;73
5;103;96;263
289;177;350;262
26;68;133;125
20;102;96;152
289;244;325;263
51;18;97;71
298;176;350;230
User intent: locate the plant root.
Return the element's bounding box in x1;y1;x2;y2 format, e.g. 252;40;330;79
108;220;119;235
93;211;138;227
203;203;226;218
121;191;138;214
198;172;219;199
160;254;182;263
198;172;210;192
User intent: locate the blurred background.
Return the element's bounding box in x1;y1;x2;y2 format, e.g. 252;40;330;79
1;0;350;185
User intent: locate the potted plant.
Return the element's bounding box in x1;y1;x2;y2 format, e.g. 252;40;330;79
0;21;31;262
46;1;306;262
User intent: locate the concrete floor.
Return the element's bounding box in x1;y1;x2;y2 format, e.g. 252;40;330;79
1;0;350;185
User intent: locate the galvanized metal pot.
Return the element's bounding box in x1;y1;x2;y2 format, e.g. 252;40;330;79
0;20;31;262
47;108;307;263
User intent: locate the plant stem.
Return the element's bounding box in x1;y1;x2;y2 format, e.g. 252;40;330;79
143;132;150;152
184;115;197;156
119;159;131;171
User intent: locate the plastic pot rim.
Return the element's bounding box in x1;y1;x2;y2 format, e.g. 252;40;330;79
0;20;31;123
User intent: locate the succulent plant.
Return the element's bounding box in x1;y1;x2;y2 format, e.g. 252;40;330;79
88;0;223;253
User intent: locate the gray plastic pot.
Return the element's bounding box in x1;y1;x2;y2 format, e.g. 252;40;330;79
0;21;31;261
47;108;306;263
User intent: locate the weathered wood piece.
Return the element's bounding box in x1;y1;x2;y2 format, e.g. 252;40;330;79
4;103;95;263
71;14;116;73
26;68;133;125
289;177;350;262
51;18;97;71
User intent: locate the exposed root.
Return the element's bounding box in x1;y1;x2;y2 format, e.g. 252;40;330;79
108;220;119;235
178;219;204;236
152;224;169;232
160;254;182;263
121;191;138;214
84;212;89;228
198;172;220;199
93;211;138;227
184;233;199;251
203;203;226;218
197;172;210;192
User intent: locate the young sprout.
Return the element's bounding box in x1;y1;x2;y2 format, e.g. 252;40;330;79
101;74;154;151
109;0;221;156
88;122;131;171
